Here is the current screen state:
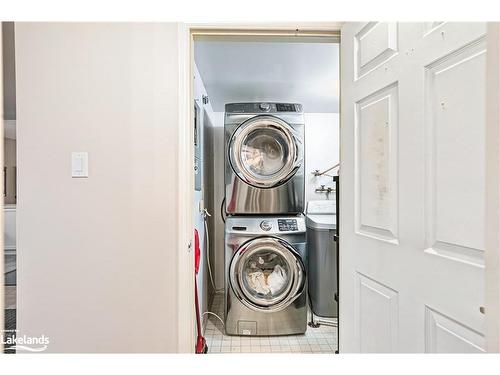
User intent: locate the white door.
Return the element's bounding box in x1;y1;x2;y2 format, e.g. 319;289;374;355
340;22;487;352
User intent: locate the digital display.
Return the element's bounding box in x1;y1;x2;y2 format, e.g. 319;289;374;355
276;103;296;112
278;219;298;231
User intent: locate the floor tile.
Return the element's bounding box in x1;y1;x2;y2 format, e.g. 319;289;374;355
205;292;338;354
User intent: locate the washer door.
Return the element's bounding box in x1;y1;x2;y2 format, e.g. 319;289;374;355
229;237;305;312
229;116;303;188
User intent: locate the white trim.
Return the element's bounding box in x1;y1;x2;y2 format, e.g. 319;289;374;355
4;119;16;139
189;22;344;33
179;22;342;353
177;22;195;353
486;22;500;353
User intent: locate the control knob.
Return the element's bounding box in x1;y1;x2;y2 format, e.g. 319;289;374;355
260;220;272;231
259;103;271;111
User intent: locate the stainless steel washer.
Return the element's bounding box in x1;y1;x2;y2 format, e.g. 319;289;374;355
225;215;307;336
225;103;305;215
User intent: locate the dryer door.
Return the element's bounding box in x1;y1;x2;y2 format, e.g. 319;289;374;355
229;116;303;188
229;237;305;312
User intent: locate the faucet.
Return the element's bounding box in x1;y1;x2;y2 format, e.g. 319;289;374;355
315;184;335;193
315;185;335;199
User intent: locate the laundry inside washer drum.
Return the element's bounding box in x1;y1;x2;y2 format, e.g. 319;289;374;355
243;252;289;297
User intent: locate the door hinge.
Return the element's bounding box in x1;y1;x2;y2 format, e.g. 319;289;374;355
202;95;209;105
334;292;339;302
480;306;485;314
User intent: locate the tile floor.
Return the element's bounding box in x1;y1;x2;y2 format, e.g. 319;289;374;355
204;292;338;354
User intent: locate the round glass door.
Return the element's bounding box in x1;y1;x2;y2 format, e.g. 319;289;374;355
229;116;302;188
229;237;305;312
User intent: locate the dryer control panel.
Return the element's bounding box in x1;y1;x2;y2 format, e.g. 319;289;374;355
225;102;303;114
276;103;296;112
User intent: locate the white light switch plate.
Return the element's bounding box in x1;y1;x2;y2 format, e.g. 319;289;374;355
71;152;88;178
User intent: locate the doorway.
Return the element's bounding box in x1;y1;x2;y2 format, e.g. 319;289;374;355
189;30;341;353
2;21;17;354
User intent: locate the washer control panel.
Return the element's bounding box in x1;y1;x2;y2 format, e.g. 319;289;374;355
260;220;272;231
227;216;305;234
278;219;298;232
259;103;271;111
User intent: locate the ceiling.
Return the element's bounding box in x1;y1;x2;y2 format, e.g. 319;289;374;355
194;40;339;113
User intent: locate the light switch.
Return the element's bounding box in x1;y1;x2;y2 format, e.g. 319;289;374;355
72;152;88;178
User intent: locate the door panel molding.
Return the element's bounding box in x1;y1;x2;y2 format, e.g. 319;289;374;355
423;22;446;37
425;306;485;353
354;272;399;353
355;82;399;244
424;36;486;267
354;22;398;80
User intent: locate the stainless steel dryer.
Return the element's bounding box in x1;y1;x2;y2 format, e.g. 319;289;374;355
225;215;307;336
225;103;305;215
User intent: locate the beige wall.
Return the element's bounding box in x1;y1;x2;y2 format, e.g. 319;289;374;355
15;23;184;353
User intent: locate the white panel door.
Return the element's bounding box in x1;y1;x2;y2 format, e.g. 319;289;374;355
340;22;486;352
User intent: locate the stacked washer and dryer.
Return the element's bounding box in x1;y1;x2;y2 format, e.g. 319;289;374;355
224;102;308;336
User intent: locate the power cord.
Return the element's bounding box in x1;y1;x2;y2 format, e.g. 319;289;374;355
202;208;224;293
201;311;225;327
199;202;226;331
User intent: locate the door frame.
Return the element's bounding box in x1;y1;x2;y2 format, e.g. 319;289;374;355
178;22;341;352
178;22;500;353
486;22;500;353
0;22;4;354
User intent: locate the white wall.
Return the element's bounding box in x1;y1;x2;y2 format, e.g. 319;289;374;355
210;112;226;291
304;113;339;204
192;63;215;324
15;23;185;353
209;111;339;289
